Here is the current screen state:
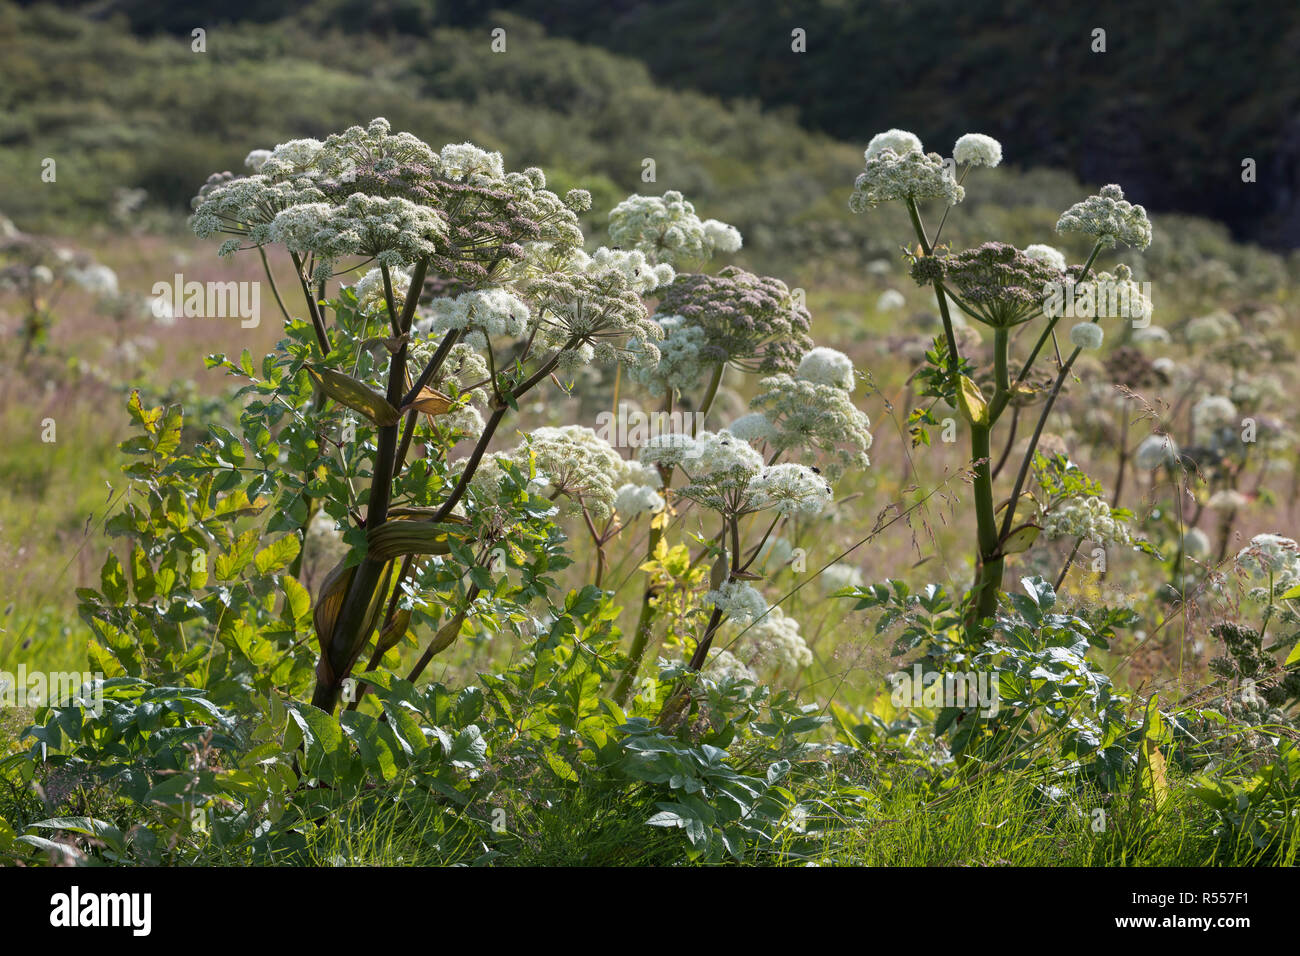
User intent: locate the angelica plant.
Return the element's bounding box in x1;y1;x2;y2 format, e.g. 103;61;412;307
188;118;690;712
850;128;1153;628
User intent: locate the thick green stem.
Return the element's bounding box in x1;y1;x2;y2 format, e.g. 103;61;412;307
970;423;1004;625
906;199;962;386
612;530;664;707
309;261;428;712
615;368;722;705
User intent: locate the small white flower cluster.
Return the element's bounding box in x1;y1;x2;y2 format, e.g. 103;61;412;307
701;648;756;684
570;246;676;295
876;289;906;312
1041;495;1131;546
68;263;120;298
351;266;412;318
267;194;448;279
1192;394;1238;439
727;412;778;445
1183;310;1240;345
1065;265;1153;324
415;286;531;347
1023;244;1068;272
850;145;965;212
703;580;768;625
436;142;506;181
673;431;770;512
1207;489;1250;511
796;346;856;391
607;190;742;266
819;562;865;593
244;149;273;173
1236;533;1300;588
1056;184;1152;249
257;138;327;179
747;462;835;516
1229;376;1283;408
1132;326;1172;345
1182;527;1211;558
529;425;631;519
527;268;663;368
613;482;665;519
745;355;873;479
952;133;1003;167
1069;322;1104;350
1133;433;1179;470
864;129;923;160
724;605;813;672
469;425;631;519
637;431;701;472
627;314;709;393
639;429;833;518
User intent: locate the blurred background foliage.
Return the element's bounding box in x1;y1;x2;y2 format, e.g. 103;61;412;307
5;0;1296;248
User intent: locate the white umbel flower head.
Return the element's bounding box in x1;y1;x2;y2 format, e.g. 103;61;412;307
1207;489;1250;511
416;286;531;346
352;266;412;317
728;412;778;446
701;648;756;684
876;289;906;312
638;432;701;472
864;129;923;160
736;605;813;671
748;463;834;516
437;142;506;181
703;580;768;625
688;430;766;481
1192;395;1238;438
1182;527;1211;558
1236;533;1300;586
850;148;964;211
1041;495;1131;546
69;263;119;297
820;563;865;593
608;190;742;266
796;347;856;391
953;133;1003;167
701;219;743;254
613;483;665;519
1023;244;1068;272
1056;184;1152;249
244;149;272;173
1134;434;1179;470
1069;322;1104;350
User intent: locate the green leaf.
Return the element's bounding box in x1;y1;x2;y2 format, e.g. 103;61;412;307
215;528;260;581
281;575;312;631
100;552;128;606
254;534;300;575
129;545;156;602
448;725;487;769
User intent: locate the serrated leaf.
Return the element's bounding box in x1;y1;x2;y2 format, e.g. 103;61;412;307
254;534;300;575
